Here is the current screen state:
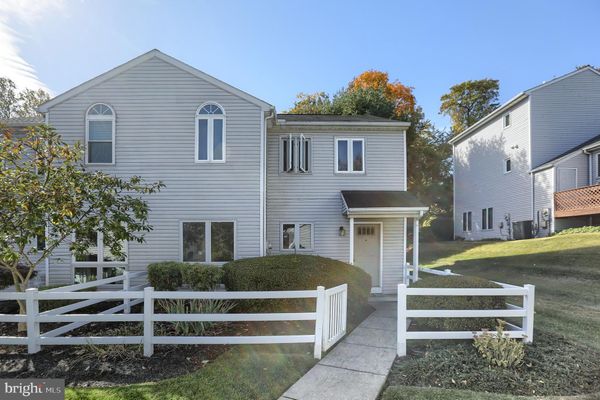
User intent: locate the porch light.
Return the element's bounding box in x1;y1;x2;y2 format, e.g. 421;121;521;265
339;226;346;237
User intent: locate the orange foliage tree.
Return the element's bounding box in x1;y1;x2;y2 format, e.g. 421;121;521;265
348;70;416;118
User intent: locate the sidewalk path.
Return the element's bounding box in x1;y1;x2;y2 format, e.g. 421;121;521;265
280;300;397;400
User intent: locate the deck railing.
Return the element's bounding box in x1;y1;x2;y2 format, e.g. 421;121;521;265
554;184;600;218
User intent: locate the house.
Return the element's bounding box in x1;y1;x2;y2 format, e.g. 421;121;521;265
451;66;600;240
31;49;427;295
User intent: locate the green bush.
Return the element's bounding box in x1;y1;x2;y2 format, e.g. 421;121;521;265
181;264;223;291
148;262;224;291
156;299;235;335
147;261;184;290
554;226;600;235
408;275;506;331
223;255;372;326
473;321;525;368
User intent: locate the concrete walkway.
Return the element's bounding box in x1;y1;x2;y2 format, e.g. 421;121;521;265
280;300;397;400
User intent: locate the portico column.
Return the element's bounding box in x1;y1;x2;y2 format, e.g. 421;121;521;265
349;217;355;264
412;217;420;282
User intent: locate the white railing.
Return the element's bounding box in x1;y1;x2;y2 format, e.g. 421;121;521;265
322;284;347;352
0;278;348;360
397;269;535;356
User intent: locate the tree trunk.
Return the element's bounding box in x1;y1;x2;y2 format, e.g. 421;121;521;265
17;298;27;332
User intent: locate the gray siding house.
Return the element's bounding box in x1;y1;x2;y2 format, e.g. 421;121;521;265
451;67;600;240
34;50;427;295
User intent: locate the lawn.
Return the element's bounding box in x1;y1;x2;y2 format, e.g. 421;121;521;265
383;232;600;400
66;344;316;400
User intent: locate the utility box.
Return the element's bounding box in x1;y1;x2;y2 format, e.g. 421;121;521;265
512;220;533;240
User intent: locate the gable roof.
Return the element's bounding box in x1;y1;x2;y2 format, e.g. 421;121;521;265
449;66;600;145
37;49;273;112
531;132;600;172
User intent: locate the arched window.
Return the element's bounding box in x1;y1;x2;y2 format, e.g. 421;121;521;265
86;103;115;164
196;102;225;162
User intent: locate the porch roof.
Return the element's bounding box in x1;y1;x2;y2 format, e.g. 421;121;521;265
341;190;429;217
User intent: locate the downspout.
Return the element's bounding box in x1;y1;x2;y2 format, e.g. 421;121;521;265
44;112;50;286
260;108;275;256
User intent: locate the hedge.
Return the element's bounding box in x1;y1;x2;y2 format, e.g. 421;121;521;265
408;275;506;331
147;262;222;291
222;254;372;326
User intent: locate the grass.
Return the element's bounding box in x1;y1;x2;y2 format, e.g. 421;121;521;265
66;344;315;400
383;233;600;400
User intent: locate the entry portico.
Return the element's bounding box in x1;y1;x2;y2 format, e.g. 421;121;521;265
341;191;428;293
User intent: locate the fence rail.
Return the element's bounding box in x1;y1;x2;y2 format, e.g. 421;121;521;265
397;268;535;356
554;183;600;218
0;273;348;360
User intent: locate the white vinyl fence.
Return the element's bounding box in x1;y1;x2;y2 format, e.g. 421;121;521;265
0;272;348;360
397;269;535;356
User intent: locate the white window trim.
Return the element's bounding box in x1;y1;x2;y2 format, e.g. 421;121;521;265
503;112;511;129
72;231;128;283
280;135;312;174
179;220;237;264
482;207;494;231
334;137;365;174
596;153;600;178
504;158;512;174
195;102;226;163
280;222;314;252
463;211;472;232
85;103;116;165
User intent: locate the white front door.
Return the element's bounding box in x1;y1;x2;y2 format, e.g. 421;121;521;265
353;224;381;292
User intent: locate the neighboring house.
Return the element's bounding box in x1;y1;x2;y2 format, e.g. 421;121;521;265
451;67;600;240
27;49;427;295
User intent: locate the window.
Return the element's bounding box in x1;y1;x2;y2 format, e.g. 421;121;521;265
281;135;311;173
335;138;364;173
281;223;313;251
503;113;511;128
86;103;115;164
182;221;235;263
462;211;472;232
482;207;494;230
196;103;225;162
504;158;512;173
72;230;127;283
597;153;600;178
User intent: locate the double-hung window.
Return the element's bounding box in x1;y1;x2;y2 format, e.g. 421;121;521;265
335;138;364;173
504;158;512;173
281;134;311;173
462;211;472;232
86;103;115;164
196;103;226;162
482;207;494;230
281;223;313;251
182;221;235;263
72;230;127;283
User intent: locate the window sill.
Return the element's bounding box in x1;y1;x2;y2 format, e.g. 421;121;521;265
85;162;115;166
195;160;226;164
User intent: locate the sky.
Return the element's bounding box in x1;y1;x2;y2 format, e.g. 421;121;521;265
1;0;600;129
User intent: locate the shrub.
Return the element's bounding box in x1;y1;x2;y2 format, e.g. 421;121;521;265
473;321;525;368
430;216;454;241
223;255;372;326
147;261;183;290
554;226;600;236
181;264;223;291
408;275;506;331
157;299;235;335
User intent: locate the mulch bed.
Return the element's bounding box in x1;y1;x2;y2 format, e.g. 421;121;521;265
386;330;600;397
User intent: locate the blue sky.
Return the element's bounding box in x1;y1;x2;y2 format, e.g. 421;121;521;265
2;0;600;129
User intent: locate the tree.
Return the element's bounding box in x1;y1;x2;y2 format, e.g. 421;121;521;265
348;70;415;118
0;77;18;119
0;125;163;329
0;76;51;119
439;79;500;134
16;88;51;118
288;92;332;114
332;87;395;117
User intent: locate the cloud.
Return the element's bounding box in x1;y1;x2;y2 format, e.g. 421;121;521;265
0;0;66;93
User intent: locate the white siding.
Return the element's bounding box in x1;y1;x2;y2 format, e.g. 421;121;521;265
266;128;407;294
46;56;263;284
453;98;531;240
530;69;600;168
532;168;554;237
555;152;589;189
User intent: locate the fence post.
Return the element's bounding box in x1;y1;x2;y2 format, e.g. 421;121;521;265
523;284;535;343
26;288;40;354
313;286;325;359
123;271;131;314
341;284;348;337
143;287;154;357
397;284;407;357
322;287;330;352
